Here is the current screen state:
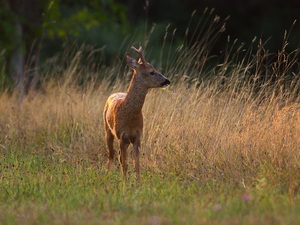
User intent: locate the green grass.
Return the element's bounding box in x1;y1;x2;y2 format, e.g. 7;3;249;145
1;148;299;225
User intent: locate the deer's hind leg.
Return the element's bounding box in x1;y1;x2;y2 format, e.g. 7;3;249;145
103;106;116;174
105;129;115;174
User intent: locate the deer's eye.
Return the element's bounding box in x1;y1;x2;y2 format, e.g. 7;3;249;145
149;71;155;76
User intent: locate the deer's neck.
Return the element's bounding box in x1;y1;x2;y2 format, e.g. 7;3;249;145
122;73;148;113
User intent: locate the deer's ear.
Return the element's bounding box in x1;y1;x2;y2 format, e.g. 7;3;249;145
126;53;137;69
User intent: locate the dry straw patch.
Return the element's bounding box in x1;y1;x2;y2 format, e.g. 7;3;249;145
141;82;300;183
1;76;299;183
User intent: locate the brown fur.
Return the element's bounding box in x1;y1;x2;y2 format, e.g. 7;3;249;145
103;46;170;182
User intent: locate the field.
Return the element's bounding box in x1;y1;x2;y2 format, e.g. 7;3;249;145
1;34;300;224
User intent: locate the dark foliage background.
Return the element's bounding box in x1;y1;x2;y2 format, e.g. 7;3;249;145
0;0;299;93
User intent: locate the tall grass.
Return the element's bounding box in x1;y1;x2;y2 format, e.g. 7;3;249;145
0;12;299;224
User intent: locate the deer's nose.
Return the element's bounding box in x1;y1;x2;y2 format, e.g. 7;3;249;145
161;79;170;87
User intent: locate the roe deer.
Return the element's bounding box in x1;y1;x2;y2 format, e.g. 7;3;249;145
103;46;170;182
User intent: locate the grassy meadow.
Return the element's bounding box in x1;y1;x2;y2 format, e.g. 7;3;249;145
1;28;300;224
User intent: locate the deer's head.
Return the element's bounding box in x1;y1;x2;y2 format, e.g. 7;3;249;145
126;46;170;88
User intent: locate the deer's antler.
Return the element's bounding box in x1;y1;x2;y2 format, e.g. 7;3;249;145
131;46;145;63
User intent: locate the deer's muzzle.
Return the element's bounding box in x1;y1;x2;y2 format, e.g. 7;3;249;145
161;79;171;87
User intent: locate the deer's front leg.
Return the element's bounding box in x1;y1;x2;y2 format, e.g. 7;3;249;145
133;139;140;183
119;138;130;178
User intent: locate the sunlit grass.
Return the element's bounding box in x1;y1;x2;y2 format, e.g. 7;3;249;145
0;13;300;224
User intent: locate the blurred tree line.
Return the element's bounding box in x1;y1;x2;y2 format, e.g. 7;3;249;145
0;0;299;97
